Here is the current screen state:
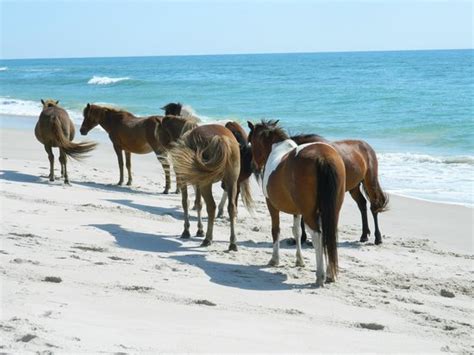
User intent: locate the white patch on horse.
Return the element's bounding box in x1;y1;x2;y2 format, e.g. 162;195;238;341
305;223;326;286
295;142;333;156
262;139;297;198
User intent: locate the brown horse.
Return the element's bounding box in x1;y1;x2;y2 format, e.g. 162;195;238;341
248;120;346;286
79;104;173;193
169;124;253;251
217;121;254;217
291;134;389;245
35;99;97;184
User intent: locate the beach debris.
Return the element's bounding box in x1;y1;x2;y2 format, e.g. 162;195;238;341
122;285;153;292
440;289;455;298
358;322;385;331
194;299;217;306
71;244;107;252
43;276;62;283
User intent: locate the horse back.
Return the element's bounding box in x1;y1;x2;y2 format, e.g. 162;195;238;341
36;107;74;144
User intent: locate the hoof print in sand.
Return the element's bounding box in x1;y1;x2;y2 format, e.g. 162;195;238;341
17;334;37;342
122;285;153;292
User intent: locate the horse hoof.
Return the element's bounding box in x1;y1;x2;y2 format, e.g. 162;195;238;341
228;243;238;252
217;211;224;218
325;276;335;284
295;260;305;268
162;189;169;194
268;258;279;267
374;238;383;245
191;205;197;211
180;230;191;239
64;181;71;186
174;189;180;194
200;239;212;247
195;230;205;238
316;276;326;288
359;235;369;243
126;181;132;186
286;238;296;246
117;182;123;186
305;240;313;247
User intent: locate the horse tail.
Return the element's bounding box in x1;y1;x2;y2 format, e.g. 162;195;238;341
316;158;342;279
239;178;254;212
170;135;232;187
51;116;97;160
362;144;389;213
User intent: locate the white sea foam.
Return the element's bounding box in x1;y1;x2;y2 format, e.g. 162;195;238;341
0;97;82;122
0;67;8;71
378;152;474;206
87;76;130;85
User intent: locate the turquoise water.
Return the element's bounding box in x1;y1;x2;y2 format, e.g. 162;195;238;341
0;50;473;205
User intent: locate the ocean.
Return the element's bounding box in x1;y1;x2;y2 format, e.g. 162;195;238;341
0;50;473;205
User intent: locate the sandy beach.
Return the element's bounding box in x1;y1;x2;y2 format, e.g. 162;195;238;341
1;126;473;353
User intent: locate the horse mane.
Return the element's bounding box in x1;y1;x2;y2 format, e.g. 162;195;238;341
291;133;328;144
256;119;289;140
86;104;135;120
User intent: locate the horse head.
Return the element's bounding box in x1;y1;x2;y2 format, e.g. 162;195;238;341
161;102;182;116
80;103;100;135
247;119;283;173
41;99;59;109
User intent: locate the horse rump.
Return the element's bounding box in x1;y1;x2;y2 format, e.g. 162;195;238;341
51;116;97;160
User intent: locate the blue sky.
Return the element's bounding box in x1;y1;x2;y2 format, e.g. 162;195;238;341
1;0;472;59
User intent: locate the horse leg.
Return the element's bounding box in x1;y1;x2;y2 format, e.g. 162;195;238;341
113;145;124;185
191;185;200;210
195;186;204;238
59;155;64;178
59;148;69;185
179;183;191;239
226;179;238;251
303;216;326;287
372;209;382;245
44;145;54;181
200;184;216;247
156;154;171;194
293;215;305;267
217;190;227;218
287;216;308;246
266;199;280;266
349;186;370;242
125;151;132;186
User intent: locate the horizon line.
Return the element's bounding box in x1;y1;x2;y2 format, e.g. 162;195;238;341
1;47;472;61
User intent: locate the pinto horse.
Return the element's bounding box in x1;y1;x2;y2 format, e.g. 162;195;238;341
248;120;346;286
169;124;253;251
80;104;174;193
217;121;253;217
35;99;97;184
291;134;389;245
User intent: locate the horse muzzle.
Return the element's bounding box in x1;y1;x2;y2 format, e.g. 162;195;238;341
79;127;88;135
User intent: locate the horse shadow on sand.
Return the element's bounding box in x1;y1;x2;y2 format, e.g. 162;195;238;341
105;198;197;222
74;180;160;196
0;170;47;184
89;223;295;291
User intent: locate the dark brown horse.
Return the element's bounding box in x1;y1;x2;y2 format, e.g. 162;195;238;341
161;102;199;120
248;120;346;286
217;121;253;217
35;99;97;184
79;104;173;193
168;123;253;251
291;134;389;245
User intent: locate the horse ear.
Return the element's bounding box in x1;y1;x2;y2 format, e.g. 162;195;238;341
274;120;279;125
247;121;254;131
56;100;59;105
86;103;90;109
41;99;45;105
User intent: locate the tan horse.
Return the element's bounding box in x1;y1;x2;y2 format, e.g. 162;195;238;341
169;124;253;251
35;99;97;184
79;104;173;193
248;120;346;286
292;134;388;245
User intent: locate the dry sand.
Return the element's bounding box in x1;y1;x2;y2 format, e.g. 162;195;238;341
1;127;473;353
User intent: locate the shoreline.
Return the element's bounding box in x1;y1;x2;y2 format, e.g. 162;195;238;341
2;117;473;209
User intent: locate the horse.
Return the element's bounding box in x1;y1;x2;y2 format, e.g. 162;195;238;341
79;104;173;193
248;120;346;286
35;99;97;184
168;123;253;251
217;121;253;217
161;102;200;120
291;134;389;245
